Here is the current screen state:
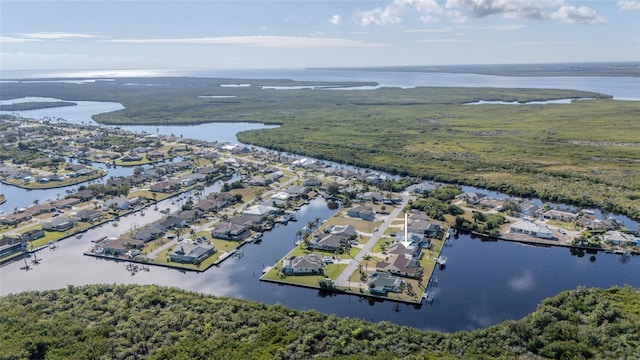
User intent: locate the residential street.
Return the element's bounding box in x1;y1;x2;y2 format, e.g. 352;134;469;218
334;192;411;288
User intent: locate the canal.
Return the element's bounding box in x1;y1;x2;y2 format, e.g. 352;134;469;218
0;96;638;332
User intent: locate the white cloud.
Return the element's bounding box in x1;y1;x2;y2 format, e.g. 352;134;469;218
445;0;561;19
0;36;40;43
550;5;606;24
20;32;100;40
617;0;640;11
329;14;343;25
508;270;535;293
354;0;443;26
107;35;382;48
417;38;471;43
405;27;453;33
483;24;525;31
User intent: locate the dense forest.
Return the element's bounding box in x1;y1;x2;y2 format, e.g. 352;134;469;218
1;284;638;359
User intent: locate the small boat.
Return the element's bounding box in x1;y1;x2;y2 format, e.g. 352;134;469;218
435;256;447;265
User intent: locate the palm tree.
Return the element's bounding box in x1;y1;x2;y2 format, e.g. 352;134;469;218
363;253;372;274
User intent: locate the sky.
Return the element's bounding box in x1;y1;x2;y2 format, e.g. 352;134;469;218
1;0;639;71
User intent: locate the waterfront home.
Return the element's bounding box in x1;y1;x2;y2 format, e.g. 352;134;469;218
407;219;441;237
479;198;505;210
175;209;202;222
325;224;357;238
229;214;263;227
509;220;553;239
457;191;488;205
26;203;56;215
282;254;324;275
519;201;542;217
284;185;306;198
178;173;205;187
576;217;613;231
169;243;215;264
73;189;96;201
53;197;81;209
197;165;220;176
121;153;143;162
133;225;165;242
357;191;384;203
375;254;422;278
308;234;345;252
211;221;250;241
0;212;32;225
368;272;402;295
387;239;424;260
0;236;26;258
244;204;279;218
74;209;104;222
604;231;638;246
346;205;375;221
542;209;578;222
42;217;75;232
149;180;180;193
102;196;136;211
20;228;45;242
157;216;186;230
101;237;144;255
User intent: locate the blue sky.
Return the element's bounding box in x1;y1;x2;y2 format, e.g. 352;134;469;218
1;0;639;70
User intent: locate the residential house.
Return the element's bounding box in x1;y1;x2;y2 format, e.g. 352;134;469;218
604;231;638;246
20;228;45;242
211;221;250;241
282;254;324;275
284;185;306;198
303;178;322;188
347;205;375;221
0;212;32;225
576;217;613;231
357;191;384;203
74;209;104;222
169;243;215;264
229;214;263;227
42;217;75;232
326;224;357;238
376;254;421;278
158;216;186;230
176;209;202;222
509;220;554;239
408;219;441;237
133;225;165;242
519;201;542;217
53;197;81;209
368;272;402;295
457;191;488;205
308;234;345;252
101;237;144;255
26;203;56;215
387;238;425;259
102;196;135;211
149;180;180;193
543;209;578;222
0;236;26;258
243;204;279;218
179;173;205;187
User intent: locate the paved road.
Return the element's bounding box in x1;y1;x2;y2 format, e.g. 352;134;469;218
334;192;411;288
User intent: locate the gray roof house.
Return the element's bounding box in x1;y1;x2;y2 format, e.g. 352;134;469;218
169;243;215;264
211;221;250;241
368;272;402;295
282;254;324;275
346;205;375;221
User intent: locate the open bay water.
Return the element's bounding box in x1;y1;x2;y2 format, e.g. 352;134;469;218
0;68;639;332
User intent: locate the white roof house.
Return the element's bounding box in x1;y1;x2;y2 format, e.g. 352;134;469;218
243;204;279;217
510;220;553;239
